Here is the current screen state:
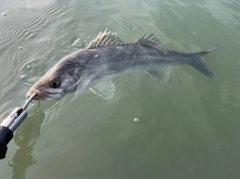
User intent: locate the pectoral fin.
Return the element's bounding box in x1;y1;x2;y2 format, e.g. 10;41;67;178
89;81;116;100
147;66;171;83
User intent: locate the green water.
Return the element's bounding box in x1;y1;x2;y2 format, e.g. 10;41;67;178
0;0;240;178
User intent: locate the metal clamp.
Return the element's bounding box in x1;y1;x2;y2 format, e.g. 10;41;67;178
0;93;36;132
0;93;37;159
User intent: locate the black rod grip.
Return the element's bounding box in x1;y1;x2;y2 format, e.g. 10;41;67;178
0;126;13;159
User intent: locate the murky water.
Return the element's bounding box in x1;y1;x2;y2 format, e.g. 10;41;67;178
0;0;240;178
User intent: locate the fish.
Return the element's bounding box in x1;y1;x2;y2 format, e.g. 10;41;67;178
27;30;219;100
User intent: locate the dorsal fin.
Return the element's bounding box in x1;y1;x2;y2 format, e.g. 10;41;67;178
135;33;167;53
86;30;125;49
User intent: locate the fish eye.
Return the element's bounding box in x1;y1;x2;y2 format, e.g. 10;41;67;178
49;78;61;88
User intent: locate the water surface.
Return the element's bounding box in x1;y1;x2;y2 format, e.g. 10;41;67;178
0;0;240;178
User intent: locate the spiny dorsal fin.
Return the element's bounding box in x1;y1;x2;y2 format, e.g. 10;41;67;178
86;30;125;49
135;33;167;53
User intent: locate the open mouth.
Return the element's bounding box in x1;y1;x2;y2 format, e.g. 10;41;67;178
27;89;52;100
27;89;64;100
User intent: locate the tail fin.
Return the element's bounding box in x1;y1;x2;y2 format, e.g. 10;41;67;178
189;45;219;78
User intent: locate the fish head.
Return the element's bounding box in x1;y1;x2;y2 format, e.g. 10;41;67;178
27;57;89;100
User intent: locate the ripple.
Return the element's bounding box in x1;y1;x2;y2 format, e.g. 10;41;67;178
204;0;240;45
23;13;49;28
0;0;67;52
41;5;66;16
0;1;71;106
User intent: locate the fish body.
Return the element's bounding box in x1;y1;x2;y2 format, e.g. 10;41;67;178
27;30;218;100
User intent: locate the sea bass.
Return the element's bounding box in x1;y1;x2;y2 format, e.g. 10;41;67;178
27;30;218;100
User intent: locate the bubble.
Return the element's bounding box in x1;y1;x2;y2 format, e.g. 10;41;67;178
134;118;140;122
2;12;7;16
21;75;27;79
19;46;23;50
27;65;31;69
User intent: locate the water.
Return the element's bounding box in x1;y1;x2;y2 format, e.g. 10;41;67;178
0;0;240;178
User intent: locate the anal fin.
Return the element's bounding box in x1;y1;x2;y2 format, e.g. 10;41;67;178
147;66;172;83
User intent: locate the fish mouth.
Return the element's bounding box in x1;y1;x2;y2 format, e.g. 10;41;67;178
27;89;63;100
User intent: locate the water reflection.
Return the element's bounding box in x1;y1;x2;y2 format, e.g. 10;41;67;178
7;107;45;179
205;0;240;45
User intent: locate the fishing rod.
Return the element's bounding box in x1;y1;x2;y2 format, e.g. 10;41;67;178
0;93;36;159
